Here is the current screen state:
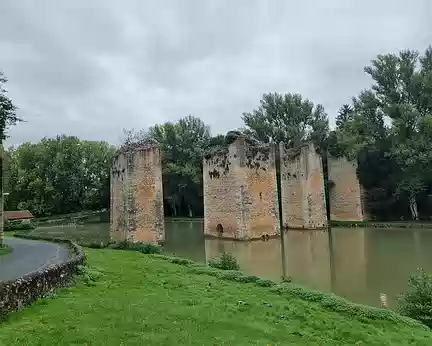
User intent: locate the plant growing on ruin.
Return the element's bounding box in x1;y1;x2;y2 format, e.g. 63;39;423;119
398;268;432;328
208;252;240;271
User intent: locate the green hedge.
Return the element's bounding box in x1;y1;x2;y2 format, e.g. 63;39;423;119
4;221;35;232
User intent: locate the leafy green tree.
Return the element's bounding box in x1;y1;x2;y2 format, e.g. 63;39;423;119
242;92;329;150
5;136;115;216
0;71;21;141
132;115;211;217
333;46;432;220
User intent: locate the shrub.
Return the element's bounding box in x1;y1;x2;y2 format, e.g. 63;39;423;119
113;241;161;254
4;220;35;232
398;268;432;328
208;252;240;271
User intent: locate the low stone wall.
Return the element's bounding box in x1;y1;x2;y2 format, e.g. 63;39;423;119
0;240;85;317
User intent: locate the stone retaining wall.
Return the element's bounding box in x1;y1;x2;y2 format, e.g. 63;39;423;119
0;240;85;317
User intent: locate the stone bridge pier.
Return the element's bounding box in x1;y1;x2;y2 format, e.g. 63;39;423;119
203;136;280;240
110;144;164;244
203;139;368;239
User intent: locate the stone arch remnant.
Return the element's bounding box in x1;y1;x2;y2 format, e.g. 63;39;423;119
110;143;164;244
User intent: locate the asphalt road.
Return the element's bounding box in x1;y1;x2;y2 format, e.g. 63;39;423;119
0;237;70;282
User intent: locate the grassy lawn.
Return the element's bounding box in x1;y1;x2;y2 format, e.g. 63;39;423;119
0;245;12;256
16;223;110;247
1;249;431;345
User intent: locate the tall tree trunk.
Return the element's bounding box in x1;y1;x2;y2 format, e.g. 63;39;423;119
171;195;177;217
408;194;419;220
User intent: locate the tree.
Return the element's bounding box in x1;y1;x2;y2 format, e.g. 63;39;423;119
333;46;432;220
336;104;354;129
128;115;212;217
242;92;329;150
0;71;21;141
364;47;432;219
5;136;115;216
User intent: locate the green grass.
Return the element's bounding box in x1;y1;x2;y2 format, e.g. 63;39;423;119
1;249;431;345
330;220;432;229
15;223;110;247
0;245;12;256
34;210;109;226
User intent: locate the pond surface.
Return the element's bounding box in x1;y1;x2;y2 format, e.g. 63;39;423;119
163;220;432;308
33;220;432;307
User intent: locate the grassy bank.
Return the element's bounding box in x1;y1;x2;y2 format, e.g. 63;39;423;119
34;210;109;226
329;220;432;229
0;245;12;256
15;223;110;248
0;249;431;345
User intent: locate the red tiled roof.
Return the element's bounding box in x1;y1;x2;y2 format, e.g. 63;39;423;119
4;210;34;221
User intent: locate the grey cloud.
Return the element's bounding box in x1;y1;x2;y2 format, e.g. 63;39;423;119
1;0;431;146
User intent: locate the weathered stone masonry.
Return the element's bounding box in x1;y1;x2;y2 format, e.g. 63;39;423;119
110;144;164;244
279;142;327;229
203;137;280;240
327;156;367;221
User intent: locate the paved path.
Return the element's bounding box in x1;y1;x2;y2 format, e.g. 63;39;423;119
0;237;70;282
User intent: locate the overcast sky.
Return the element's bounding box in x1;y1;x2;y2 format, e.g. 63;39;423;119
1;0;431;147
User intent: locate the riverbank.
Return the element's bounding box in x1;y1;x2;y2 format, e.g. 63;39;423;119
0;245;12;256
0;248;431;345
329;220;432;229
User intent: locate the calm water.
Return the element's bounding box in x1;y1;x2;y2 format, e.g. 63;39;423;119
163;220;432;307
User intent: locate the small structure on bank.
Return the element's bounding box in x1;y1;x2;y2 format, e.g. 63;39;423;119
4;210;34;222
110;141;165;245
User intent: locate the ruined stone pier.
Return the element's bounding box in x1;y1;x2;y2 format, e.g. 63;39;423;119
110;143;164;244
279;143;327;229
327;156;368;222
203;136;280;240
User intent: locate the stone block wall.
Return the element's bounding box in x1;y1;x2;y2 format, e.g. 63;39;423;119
279;142;327;229
110;145;164;244
203;137;279;240
327;156;366;221
0;240;85;317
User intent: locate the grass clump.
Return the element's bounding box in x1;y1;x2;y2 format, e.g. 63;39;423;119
113;240;162;254
398;268;432;328
208;252;240;270
0;245;12;256
0;249;431;345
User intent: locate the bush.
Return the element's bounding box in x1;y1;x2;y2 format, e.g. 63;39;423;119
398;268;432;328
4;220;35;232
208;252;240;271
113;241;161;254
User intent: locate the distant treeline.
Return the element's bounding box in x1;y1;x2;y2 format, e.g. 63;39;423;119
3;46;432;220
